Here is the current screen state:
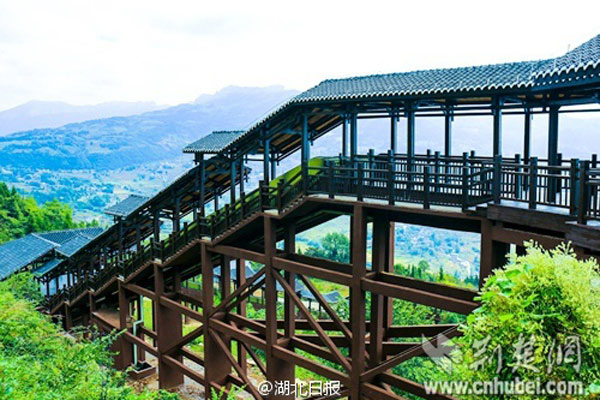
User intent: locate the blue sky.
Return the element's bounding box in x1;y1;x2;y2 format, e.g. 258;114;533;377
0;0;598;110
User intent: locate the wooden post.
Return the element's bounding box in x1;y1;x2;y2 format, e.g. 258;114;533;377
264;217;294;398
529;157;538;209
577;161;589;224
493;154;502;204
154;265;184;388
342;114;349;158
202;244;230;394
390;108;398;154
387;150;395;205
301;114;310;193
350;205;367;399
116;280;133;370
350;112;358;167
524;108;532;162
444;105;453;157
370;216;389;365
514;154;522;199
569;159;580;215
423;165;431;209
236;258;247;373
493;98;503;156
230;158;236;204
199;155;206;216
263;136;271;184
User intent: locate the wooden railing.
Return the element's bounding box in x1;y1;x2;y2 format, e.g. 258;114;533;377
45;151;600;308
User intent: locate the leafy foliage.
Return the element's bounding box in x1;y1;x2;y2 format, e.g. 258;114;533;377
451;243;600;399
0;182;99;243
0;274;177;400
303;232;350;263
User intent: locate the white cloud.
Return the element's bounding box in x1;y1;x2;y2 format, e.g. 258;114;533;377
0;0;599;109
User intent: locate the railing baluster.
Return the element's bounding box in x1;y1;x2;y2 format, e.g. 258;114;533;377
461;166;469;212
423;166;430;209
529;157;538;209
387;150;395;205
493;155;501;204
357;164;364;202
569;159;580;215
577;160;589;224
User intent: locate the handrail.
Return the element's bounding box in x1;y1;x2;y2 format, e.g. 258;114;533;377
44;151;600;307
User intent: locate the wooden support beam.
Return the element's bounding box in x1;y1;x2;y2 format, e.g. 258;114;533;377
154;265;184;389
342;114;349;157
524;108;532;162
493;98;503;156
263;137;271;184
350;112;358;165
264;216;295;398
210;245;266;264
117;280;133;370
390;110;398;154
444;106;453;157
548;105;560;166
202;244;231;394
283;224;296;339
350;204;367;399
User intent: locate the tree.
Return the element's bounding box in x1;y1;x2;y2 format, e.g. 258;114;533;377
450;243;600;399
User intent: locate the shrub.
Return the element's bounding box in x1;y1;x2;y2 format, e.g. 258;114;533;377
450;243;600;399
0;273;178;400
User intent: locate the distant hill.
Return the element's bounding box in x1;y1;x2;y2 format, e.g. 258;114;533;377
0;100;166;136
0;86;299;170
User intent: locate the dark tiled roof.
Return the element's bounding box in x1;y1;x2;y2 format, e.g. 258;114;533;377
37;227;104;245
183;131;245;154
0;235;56;279
55;234;96;257
33;258;63;277
222;34;600;152
294;60;547;102
0;227;104;279
104;194;150;217
535;34;600;79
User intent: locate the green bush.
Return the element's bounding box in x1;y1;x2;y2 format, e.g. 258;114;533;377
0;274;178;400
450;243;600;399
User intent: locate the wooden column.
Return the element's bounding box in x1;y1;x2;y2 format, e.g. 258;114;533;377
153;209;161;242
370;216;389;366
239;158;245;198
548;105;560;166
236;257;247;373
390;109;398;154
264;217;294;398
271;157;277;181
283;223;296;339
406;103;415;161
493;98;503;156
230;158;236;204
384;222;395;336
154;265;184;388
524;108;532;162
301;114;310;192
263;135;271;184
202;244;230;394
199;156;206;216
116;280;133;370
350;205;367;399
173;196;181;233
342;114;349;158
480;220;509;287
444;106;453;157
350;112;358;165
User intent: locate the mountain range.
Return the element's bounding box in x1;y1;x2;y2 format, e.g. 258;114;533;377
0;100;167;136
0;86;298;170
